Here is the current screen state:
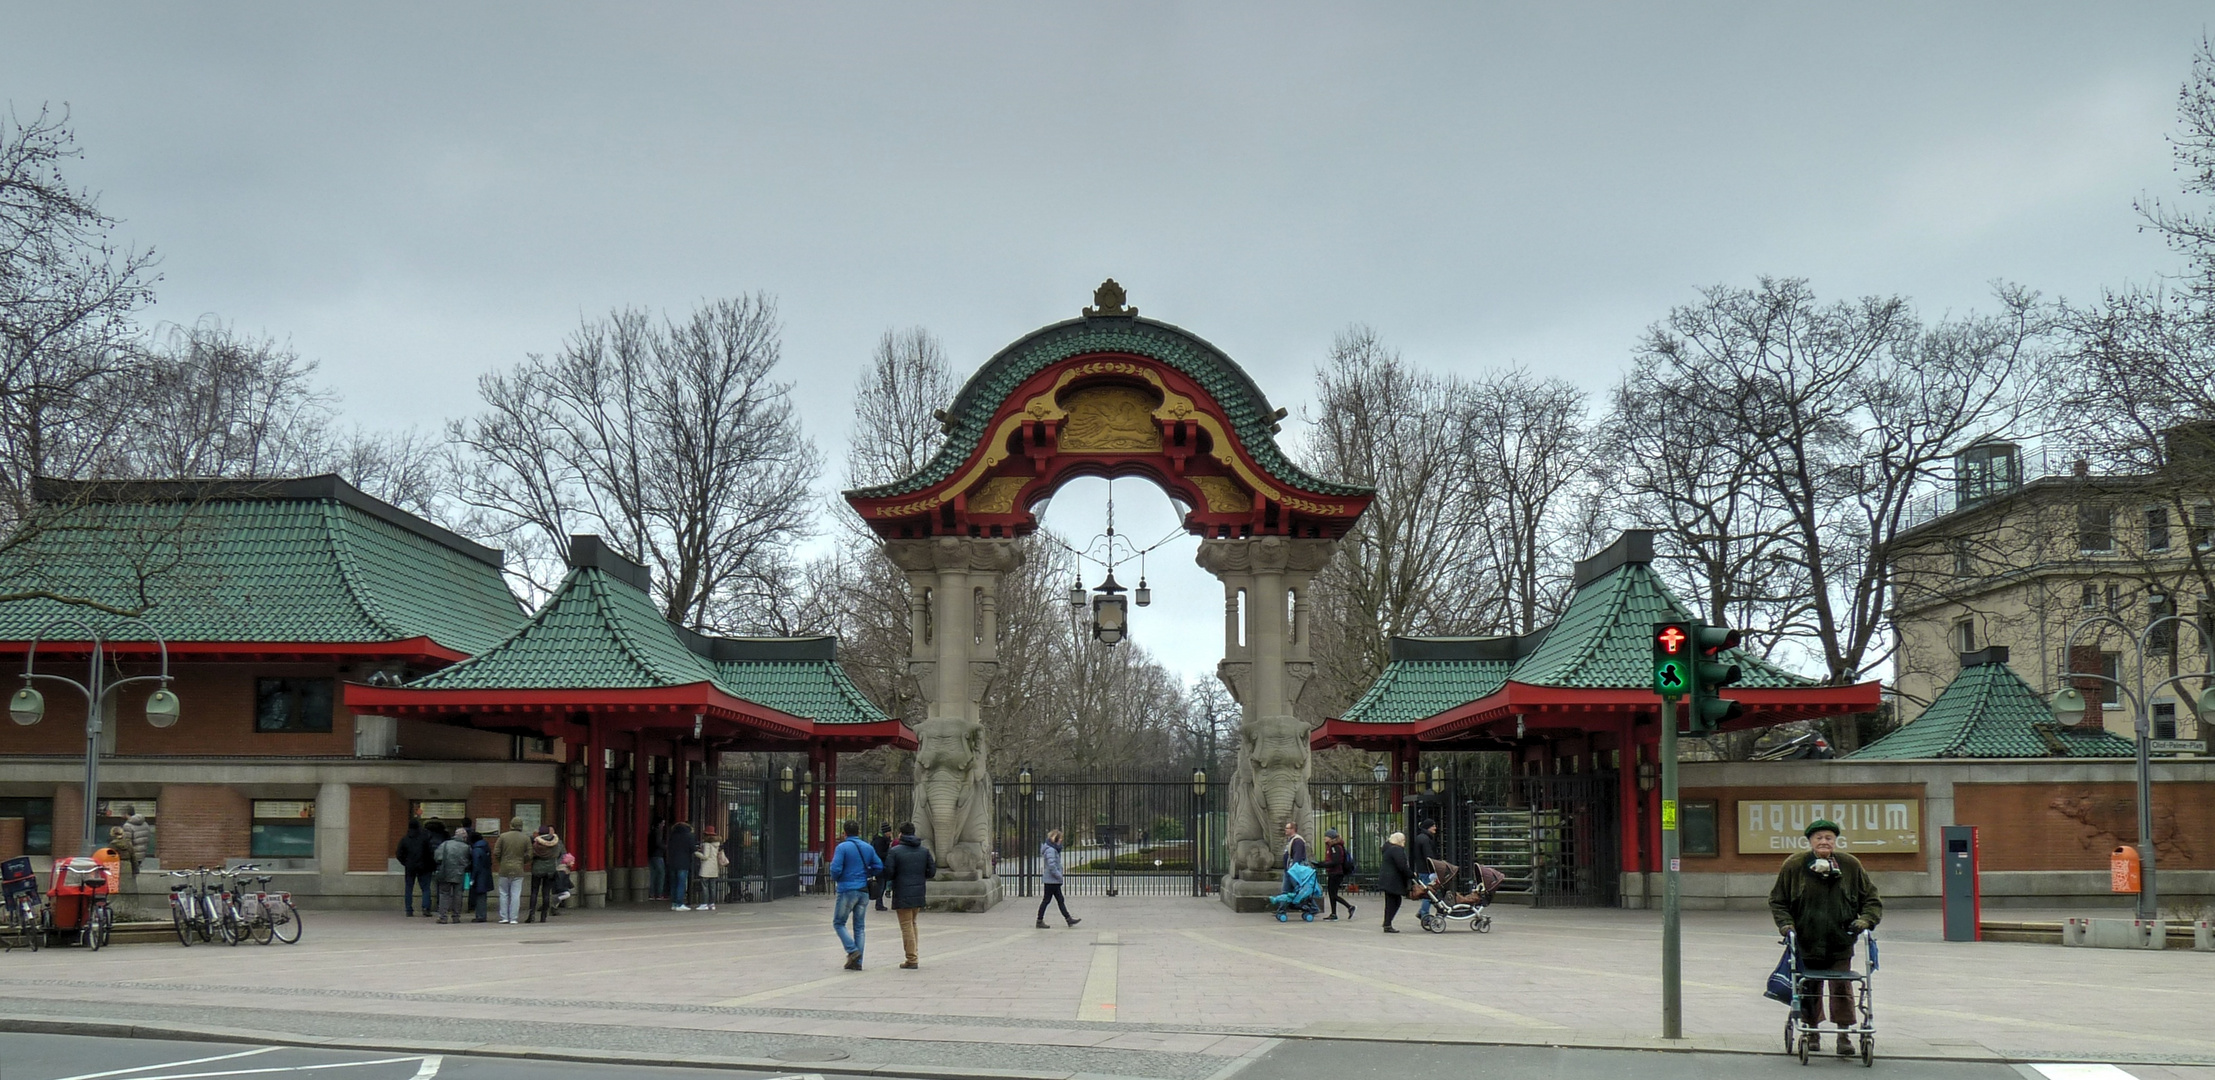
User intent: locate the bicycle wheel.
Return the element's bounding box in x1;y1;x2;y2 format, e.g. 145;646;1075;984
89;902;112;951
269;898;301;944
215;899;239;945
171;897;192;946
192;896;214;942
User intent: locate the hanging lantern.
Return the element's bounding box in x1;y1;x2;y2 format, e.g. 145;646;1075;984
1135;577;1151;607
1091;572;1129;646
1068;578;1087;610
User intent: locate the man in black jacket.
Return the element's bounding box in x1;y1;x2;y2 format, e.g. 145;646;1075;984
666;821;698;910
871;823;894;911
395;819;436;917
884;822;936;970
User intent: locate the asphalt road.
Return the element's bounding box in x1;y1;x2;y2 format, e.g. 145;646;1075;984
0;1032;821;1080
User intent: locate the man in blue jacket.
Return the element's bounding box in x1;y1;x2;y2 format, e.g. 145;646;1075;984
828;819;883;970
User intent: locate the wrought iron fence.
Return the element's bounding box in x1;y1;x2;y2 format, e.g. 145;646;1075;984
995;778;1223;897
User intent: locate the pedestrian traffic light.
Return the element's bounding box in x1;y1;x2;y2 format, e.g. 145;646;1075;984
1652;622;1691;700
1688;624;1745;732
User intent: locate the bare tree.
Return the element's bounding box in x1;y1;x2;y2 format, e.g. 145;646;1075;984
1301;326;1493;718
127;319;331;478
0;105;159;519
847;328;956;488
450;295;820;626
1461;364;1600;634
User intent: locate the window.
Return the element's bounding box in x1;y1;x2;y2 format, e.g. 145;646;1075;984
0;798;53;855
2153;702;2179;741
2081;583;2100;609
1953;618;1978;654
249;800;316;858
1681;800;1720;856
1952;540;1973;578
2100;652;2120;707
255;678;335;733
409;801;467;828
2147;507;2171;552
2079;504;2113;552
2150;595;2176;654
2194;505;2215;550
2106;583;2121;612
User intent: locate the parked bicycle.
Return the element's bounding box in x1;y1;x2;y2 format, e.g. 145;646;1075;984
1;856;39;952
167;866;230;946
46;857;112;950
229;864;302;945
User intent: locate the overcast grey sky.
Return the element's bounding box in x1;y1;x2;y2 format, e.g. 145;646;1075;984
7;5;2210;678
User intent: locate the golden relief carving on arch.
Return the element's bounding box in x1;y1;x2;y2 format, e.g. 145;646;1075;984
1056;386;1163;453
1191;475;1253;514
966;477;1028;515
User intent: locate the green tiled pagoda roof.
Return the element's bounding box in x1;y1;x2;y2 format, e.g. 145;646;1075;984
0;477;523;655
411;559;889;726
846;316;1370;500
1506;561;1813;691
1851;659;2134;760
1342;658;1514;725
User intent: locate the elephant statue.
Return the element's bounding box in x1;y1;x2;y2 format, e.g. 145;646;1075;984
912;714;994;879
1229;713;1315;875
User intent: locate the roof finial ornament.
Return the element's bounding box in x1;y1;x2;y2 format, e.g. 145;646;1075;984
1083;279;1136;318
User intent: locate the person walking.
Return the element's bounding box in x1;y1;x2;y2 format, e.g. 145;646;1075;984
666;820;697;910
1411;820;1440;922
434;825;471;924
1378;830;1412;933
696;827;729;911
493;818;531;925
1035;829;1080;928
525;825;564;923
647;818;668;901
1321;828;1356;921
870;823;894;912
395;819;437;917
884;821;936;969
1769;819;1883;1058
118;807;151;877
468;826;493;923
828;820;883;970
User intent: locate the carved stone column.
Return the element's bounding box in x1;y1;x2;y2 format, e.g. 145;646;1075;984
884;536;1022;911
1196;536;1335;909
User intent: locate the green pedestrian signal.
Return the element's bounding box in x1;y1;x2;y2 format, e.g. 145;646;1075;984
1688;624;1745;733
1652;622;1691;700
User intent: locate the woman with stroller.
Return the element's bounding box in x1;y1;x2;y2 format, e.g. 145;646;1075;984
1321;828;1355;921
1378;830;1413;933
1769;819;1883;1058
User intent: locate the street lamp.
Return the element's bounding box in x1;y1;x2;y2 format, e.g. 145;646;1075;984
12;617;179;857
779;764;795;794
1190;767;1206;795
1091;573;1129;646
2051;612;2215;920
1429;765;1445;794
1370;758;1389;783
1018;766;1033;797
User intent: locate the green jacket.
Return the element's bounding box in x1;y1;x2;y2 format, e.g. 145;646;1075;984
1767;850;1883;962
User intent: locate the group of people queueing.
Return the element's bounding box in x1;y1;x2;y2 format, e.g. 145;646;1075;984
393;817;572;925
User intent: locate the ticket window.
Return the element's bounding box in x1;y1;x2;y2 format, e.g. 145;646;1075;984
409;801;467;832
510;801;545;833
250;800;316;859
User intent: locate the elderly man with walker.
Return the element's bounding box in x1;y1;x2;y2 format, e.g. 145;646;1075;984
1769;818;1882;1060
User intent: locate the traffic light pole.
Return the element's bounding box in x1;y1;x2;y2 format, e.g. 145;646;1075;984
1661;697;1682;1040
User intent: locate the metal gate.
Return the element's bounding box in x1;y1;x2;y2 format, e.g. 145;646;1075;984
713;777;801;900
1521;773;1619;908
995;778;1224;897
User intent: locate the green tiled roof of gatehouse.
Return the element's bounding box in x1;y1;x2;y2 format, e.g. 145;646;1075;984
1506;561;1811;691
0;476;524;654
1335;533;1817;725
845;316;1370;500
408;558;888;727
1850;658;2134;760
1341;654;1515;725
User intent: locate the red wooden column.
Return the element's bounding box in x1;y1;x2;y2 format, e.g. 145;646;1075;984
629;736;649;882
582;715;607;873
672;753;691;825
1615;716;1642;884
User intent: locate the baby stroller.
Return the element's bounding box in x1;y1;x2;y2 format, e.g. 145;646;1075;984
1271;862;1322;922
1417;858;1500;934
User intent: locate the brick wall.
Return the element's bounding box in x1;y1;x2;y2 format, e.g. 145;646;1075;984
0;816;22;861
156;784;251;867
120;664;359;757
396;718;512;761
1955;781;2215;871
349;786;397;872
1678;783;1928;875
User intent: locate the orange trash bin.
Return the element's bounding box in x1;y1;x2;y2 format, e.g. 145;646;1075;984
2110;846;2142;893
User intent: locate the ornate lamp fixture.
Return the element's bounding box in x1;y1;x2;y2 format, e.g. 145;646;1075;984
1091;572;1128;645
778;764;795;794
1190;767;1207;796
1018;765;1033;797
1056;479;1175;648
1429;765;1446;794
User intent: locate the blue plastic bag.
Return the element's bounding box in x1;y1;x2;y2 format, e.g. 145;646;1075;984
1763;941;1796;1004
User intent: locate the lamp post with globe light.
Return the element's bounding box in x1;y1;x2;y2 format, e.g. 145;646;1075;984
9;617;180;858
2049;611;2215;921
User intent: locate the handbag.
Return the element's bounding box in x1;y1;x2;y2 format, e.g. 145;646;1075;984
849;839;886;900
1763;940;1797;1004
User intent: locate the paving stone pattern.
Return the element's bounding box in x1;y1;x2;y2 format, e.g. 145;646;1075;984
1;897;2208;1075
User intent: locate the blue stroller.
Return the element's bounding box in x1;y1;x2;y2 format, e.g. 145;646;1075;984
1271;863;1322;922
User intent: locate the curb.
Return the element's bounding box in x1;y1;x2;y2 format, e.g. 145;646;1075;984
7;1012;2215;1073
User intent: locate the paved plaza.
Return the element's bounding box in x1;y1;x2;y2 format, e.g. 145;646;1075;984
1;895;2210;1079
